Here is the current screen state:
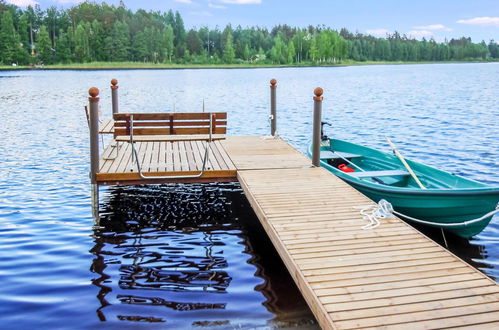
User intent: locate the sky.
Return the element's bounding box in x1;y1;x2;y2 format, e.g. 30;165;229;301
6;0;499;42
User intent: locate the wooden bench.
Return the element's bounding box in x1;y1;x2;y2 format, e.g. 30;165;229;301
109;112;228;179
113;112;227;141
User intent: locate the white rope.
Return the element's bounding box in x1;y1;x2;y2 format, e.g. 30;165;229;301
358;199;499;229
358;199;394;230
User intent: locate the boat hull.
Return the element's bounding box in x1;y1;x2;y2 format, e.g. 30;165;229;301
308;139;499;238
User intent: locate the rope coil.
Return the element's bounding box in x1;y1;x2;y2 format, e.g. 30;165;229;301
358;199;394;230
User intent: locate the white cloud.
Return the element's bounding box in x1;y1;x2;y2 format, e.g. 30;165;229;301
457;17;499;27
174;0;193;3
365;29;392;37
219;0;261;4
407;30;434;39
414;24;452;31
209;2;227;9
6;0;38;6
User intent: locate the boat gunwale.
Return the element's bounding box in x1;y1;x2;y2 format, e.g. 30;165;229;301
307;139;499;197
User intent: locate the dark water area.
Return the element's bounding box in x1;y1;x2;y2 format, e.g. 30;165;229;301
92;183;315;328
0;63;498;328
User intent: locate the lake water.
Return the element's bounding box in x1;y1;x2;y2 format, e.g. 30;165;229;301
0;63;498;329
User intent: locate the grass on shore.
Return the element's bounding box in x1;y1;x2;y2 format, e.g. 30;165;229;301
0;59;496;70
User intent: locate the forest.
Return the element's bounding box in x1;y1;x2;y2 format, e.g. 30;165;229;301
0;1;498;66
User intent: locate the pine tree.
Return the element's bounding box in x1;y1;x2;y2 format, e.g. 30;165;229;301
162;25;174;62
55;29;72;63
287;40;295;63
223;29;235;63
74;23;89;62
0;11;16;64
243;44;251;61
132;30;148;61
36;25;53;64
105;20;130;61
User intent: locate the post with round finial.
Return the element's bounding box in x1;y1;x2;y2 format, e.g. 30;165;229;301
111;78;119;114
312;87;324;167
88;87;100;224
270;78;277;136
89;87;100;183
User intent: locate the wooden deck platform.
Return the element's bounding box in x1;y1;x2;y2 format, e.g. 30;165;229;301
95;135;499;329
97;139;236;185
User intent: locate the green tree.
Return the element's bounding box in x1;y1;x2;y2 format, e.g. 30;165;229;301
309;35;318;62
243;43;251;61
287;40;295;63
173;11;185;58
74;22;89;62
104;20;130;61
55;29;72;63
36;25;53;64
223;29;235;63
89;20;104;61
132;30;148;61
162;25;174;62
0;10;16;64
18;13;30;51
186;29;202;55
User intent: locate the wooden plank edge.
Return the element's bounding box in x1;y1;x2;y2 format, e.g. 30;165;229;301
96;169;237;185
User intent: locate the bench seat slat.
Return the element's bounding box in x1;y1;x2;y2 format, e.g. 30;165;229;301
115;135;226;142
113;112;227;121
114;127;227;136
320;151;362;160
349;170;409;178
114;120;227;128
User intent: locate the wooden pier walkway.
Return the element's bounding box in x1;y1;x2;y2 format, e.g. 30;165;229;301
238;165;499;329
95;135;499;329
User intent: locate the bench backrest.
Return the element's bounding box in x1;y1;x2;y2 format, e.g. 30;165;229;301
113;112;227;137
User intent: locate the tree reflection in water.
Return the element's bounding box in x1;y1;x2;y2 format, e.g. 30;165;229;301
90;183;318;328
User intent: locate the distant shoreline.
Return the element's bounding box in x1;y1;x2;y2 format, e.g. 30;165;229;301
1;60;496;71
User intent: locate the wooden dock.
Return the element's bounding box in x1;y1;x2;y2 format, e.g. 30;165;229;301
95;135;499;329
87;83;499;329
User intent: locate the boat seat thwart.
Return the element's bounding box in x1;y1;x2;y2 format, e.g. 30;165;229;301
349;170;410;178
320;150;362;160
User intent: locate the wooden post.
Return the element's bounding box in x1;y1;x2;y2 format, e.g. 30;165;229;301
111;78;119;114
270;78;277;136
312;87;324;167
88;87;100;225
89;87;100;182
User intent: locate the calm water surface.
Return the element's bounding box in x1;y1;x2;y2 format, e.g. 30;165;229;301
0;64;498;328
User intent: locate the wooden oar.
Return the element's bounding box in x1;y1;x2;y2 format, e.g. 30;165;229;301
385;137;426;190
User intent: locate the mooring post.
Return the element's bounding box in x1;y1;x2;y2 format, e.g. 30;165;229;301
89;87;100;225
270;78;277;136
312;87;324;167
111;78;119;114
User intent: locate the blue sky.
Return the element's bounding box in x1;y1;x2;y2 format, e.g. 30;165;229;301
7;0;499;42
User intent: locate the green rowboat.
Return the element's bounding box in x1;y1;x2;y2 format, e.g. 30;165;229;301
308;138;499;238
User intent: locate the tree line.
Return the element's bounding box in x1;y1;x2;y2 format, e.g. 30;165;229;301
0;1;498;66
